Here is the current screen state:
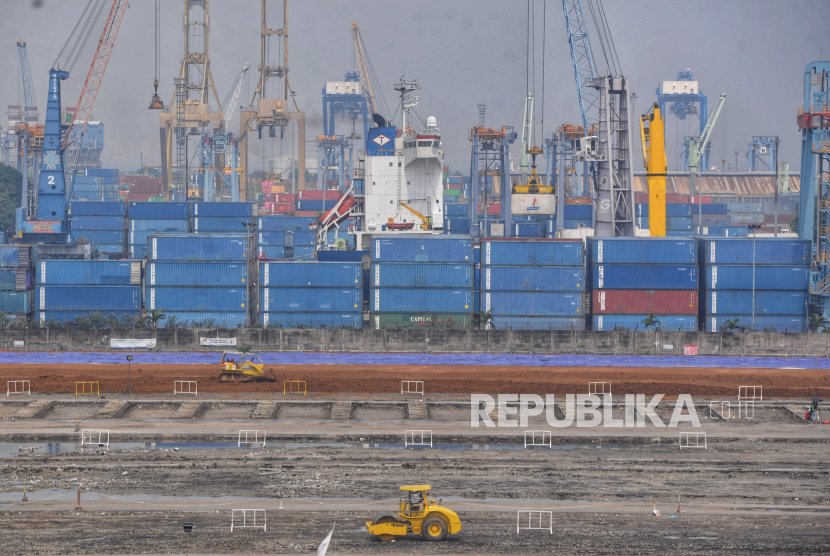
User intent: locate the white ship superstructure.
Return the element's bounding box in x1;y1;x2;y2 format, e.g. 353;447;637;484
362;79;444;232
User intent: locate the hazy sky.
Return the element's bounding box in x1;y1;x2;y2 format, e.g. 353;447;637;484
1;0;829;175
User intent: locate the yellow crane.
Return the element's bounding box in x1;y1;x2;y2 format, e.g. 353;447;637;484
399;202;431;230
639;103;667;237
352;22;378;119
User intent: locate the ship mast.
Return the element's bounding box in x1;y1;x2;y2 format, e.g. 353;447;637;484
394;78;420;134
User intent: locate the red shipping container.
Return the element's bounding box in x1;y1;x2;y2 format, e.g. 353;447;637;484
129;185;163;194
690;196;711;204
274;193;295;203
262;194;277;203
121;175;162;186
666;193;690;203
765;213;795;223
635;193;648;203
297;189;342;200
592;290;698;315
478;203;501;214
295;210;321;217
267;202;293;214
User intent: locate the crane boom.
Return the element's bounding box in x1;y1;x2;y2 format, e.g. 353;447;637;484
223;61;251;130
562;0;599;132
698;93;726;152
17;40;38;126
63;0;128;150
351;22;377;118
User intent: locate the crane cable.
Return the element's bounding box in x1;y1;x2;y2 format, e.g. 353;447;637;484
53;0;108;73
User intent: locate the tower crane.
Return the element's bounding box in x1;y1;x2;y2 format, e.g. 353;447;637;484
562;0;599;134
21;0;127;241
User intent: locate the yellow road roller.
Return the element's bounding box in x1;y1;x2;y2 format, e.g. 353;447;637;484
366;485;461;542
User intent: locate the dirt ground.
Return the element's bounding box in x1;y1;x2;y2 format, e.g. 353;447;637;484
1;439;828;554
0;363;829;398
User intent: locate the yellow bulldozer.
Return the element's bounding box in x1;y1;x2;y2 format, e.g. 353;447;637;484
218;351;274;383
366;485;461;542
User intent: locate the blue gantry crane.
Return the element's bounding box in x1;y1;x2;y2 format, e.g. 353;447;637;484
657;69;710;171
797;62;830;317
747;136;778;171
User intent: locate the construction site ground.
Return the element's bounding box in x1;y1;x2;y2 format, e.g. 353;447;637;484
0;360;827;554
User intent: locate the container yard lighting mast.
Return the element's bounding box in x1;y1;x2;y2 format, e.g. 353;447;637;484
21;0;127;243
239;0;306;197
159;0;224;201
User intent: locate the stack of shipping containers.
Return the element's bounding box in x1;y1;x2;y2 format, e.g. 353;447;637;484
257;215;318;260
370;236;474;329
635;202;694;236
122;174;163;202
589;237;699;331
70;169;120;202
128;202;189;259
296;190;340;216
35;259;141;325
69;201;126;257
480;238;585;330
0;245;34;323
190;202;254;234
444;203;471;235
146;234;252;328
259;261;363;328
701;238;810;332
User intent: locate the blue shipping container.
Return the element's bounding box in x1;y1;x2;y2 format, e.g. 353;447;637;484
491;316;585;330
593;314;697;331
257;216;317;232
158;311;249;329
129;202;189;220
482;292;583;316
704;265;810;290
563;204;593;219
37;260;137;285
0;268;29;291
130;244;147;259
190;202;253;217
592;265;698;290
70;216;125;230
445;203;468;217
667;204;693;217
444;218;471;232
371;263;473;288
261;261;361;287
70;230;125;245
443;195;459;203
36;286;140;311
371;288;472;313
482;239;584;266
37;310;141;325
696;226;749;237
147;262;247;286
372;236;473;262
705;290;808;315
261;287;361;312
130;219;189;232
260;312;363;329
258;245;286;260
70;201;125;216
258;231;316;246
725;202;763;213
482;266;584;292
705;315;807;333
296;199;339;212
701;203;728;215
0;291;30;313
636;216;649;229
148;234;249;261
589;237;697;264
146;287;247;311
701;238;811;265
192;217;251;232
514;222;544;237
636;203;648;217
667;217;693;231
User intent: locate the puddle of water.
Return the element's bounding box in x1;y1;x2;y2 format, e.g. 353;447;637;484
0;441;628;457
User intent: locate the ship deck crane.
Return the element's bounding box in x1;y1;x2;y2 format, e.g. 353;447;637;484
688;93;726;225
